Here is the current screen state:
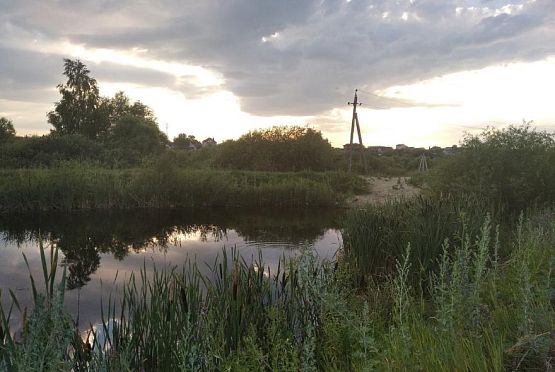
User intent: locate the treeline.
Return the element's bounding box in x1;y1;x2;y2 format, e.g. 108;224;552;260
0;59;335;172
4;58;552;181
1;59;169;166
0;58;432;174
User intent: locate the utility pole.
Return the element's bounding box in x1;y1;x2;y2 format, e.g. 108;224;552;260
348;89;364;172
418;153;428;172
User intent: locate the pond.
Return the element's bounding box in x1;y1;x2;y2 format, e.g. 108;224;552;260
0;208;343;329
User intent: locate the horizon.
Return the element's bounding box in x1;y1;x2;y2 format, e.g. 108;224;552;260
1;0;555;148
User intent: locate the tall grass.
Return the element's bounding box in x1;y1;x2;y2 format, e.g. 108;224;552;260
0;240;77;371
82;247;337;371
0;166;363;212
341;194;493;285
0;243;333;370
313;207;552;371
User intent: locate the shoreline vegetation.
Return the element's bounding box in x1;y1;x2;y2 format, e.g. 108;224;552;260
0;199;553;370
0;168;366;213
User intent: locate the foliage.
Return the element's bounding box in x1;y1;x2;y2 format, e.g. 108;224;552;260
106;115;168;165
0;134;103;168
173;133;201;150
427;124;555;211
48;59;110;139
108;91;155;125
214;126;334;172
0;242;76;371
335;149;424;176
0;117;16;142
44;59;167;165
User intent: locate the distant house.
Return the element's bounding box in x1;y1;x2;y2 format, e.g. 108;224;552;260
395;144;410;150
443;145;459;156
343;143;365;151
367;146;393;154
202;137;217;148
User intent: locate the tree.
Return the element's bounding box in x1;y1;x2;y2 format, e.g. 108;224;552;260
173;133;201;150
109;91;156;125
214;125;334;171
0;117;16;142
108;115;168;164
48;59;109;139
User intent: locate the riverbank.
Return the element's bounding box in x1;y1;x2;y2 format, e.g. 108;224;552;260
0;167;366;213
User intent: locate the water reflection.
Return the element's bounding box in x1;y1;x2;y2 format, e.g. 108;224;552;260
0;208;342;326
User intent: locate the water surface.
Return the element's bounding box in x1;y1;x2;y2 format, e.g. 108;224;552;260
0;208;342;328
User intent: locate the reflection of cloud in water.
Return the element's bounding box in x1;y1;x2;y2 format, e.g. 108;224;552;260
0;208;342;329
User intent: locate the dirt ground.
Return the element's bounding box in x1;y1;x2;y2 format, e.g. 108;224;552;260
348;176;420;207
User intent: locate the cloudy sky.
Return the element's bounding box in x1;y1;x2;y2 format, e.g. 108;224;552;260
1;0;554;147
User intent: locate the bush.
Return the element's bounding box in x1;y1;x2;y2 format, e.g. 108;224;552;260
214;126;334;172
0;135;103;168
427;124;555;212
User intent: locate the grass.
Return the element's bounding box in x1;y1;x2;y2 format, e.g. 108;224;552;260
0;199;554;370
0;166;365;212
341;194;495;286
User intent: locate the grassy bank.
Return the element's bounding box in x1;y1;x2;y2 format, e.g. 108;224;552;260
1;196;554;370
341;194;498;285
0;166;365;212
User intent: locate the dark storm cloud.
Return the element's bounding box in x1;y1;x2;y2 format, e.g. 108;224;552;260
1;0;555;118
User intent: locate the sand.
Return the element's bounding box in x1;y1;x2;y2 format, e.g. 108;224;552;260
348;176;420;207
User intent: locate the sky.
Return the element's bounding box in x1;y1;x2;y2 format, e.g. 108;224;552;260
0;0;554;148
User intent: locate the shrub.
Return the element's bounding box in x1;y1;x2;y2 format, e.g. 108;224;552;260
214;126;334;172
427;123;555;212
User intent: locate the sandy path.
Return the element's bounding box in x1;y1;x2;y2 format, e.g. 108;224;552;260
348;176;420;207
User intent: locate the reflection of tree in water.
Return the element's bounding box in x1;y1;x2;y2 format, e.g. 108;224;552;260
172;224;227;244
230;208;340;246
62;241;100;290
0;208;341;289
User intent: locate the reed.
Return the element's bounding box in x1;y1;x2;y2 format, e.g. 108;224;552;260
80;247;334;370
0;240;78;371
341;194;493;285
0;167;363;213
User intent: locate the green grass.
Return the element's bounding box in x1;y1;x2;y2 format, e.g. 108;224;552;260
341;194;495;286
0;166;365;212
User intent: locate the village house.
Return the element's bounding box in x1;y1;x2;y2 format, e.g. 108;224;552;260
367;146;393;154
